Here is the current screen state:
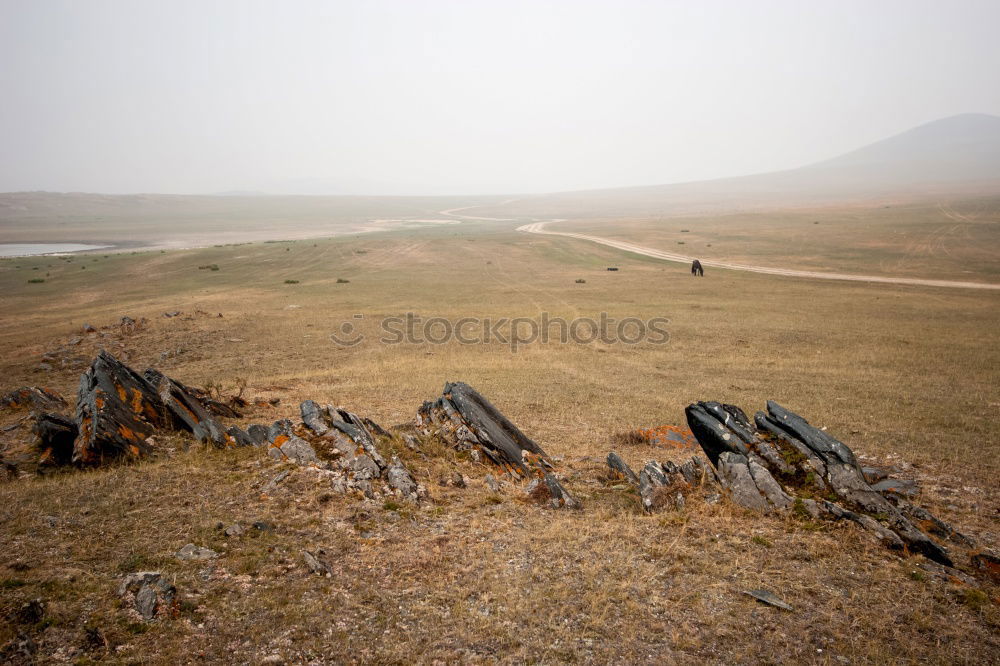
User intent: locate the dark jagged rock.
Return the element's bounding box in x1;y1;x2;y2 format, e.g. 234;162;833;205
1;387;67;413
143;369;228;446
74;351;174;465
685;402;750;466
686;399;956;567
416;381;550;476
32;412;77;466
606;451;639;484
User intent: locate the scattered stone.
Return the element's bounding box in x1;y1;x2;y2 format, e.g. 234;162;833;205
223;523;245;537
175;543;219;561
67;336;83;346
262;469;291;494
118;572;176;621
743;589;793;611
483;474;500;492
302;550;332;576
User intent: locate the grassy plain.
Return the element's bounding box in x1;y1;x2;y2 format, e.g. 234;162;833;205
0;203;999;663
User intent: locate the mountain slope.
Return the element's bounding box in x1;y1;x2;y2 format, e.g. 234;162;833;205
483;113;1000;218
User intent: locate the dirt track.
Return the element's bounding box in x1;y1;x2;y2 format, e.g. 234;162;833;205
516;220;1000;291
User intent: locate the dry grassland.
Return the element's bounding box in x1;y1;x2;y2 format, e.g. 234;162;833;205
0;215;998;663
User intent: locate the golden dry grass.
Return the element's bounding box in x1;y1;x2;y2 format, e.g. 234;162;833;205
1;209;999;663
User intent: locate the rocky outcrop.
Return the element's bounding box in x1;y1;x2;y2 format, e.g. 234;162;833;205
416;382;551;476
686;400;966;566
248;403;423;502
144;369;229;446
75;351;174;464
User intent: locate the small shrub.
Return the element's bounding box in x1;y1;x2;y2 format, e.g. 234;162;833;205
610;430;650;447
27;278;45;283
198;264;220;271
575;278;586;283
750;535;773;548
680;229;690;232
284;279;300;284
959;588;989;611
336;278;350;284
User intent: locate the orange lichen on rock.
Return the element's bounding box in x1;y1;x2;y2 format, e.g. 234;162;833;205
636;424;698;450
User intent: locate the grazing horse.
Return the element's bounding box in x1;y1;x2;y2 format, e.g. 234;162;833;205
691;259;704;276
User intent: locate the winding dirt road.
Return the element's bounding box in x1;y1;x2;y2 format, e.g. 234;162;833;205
516;220;1000;291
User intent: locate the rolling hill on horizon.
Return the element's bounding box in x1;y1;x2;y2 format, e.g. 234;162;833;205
2;113;999;234
479;113;1000;219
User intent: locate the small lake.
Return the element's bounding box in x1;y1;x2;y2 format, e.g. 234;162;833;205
0;243;113;258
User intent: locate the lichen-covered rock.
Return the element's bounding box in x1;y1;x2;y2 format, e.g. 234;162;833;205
267;434;320;465
74;351;174;464
606;451;639;484
1;387;68;413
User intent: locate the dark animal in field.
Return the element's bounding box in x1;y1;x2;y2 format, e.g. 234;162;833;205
691;259;704;276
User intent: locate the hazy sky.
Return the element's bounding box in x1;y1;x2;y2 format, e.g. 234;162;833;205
1;0;999;195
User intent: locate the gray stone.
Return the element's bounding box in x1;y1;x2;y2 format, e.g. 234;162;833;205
302;550;332;576
268;435;320;465
607;451;639;484
118;571;175;621
385;456;418;498
175;543;219;561
717;453;771;513
483;474;501;492
743;589;793;611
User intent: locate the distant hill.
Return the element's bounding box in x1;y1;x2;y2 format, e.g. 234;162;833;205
2;114;999;230
479;113;1000;219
